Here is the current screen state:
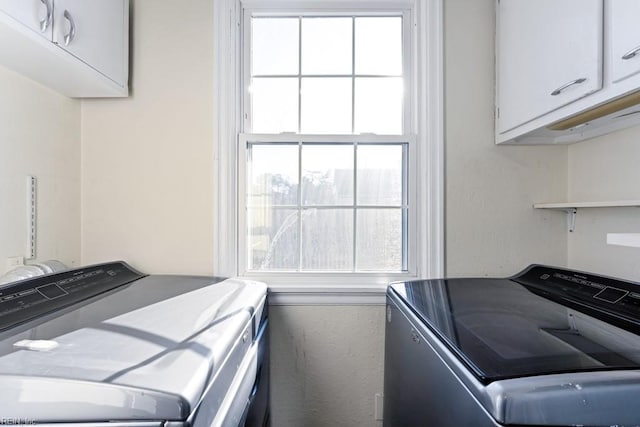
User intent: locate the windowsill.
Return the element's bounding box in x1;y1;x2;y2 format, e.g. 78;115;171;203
240;271;414;305
239;271;417;305
266;283;388;305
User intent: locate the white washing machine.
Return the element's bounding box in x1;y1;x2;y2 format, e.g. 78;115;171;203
0;261;269;426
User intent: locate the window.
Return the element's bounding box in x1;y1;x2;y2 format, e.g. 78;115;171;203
242;13;410;273
213;0;443;288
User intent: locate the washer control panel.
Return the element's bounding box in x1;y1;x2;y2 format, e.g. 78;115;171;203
514;265;640;331
0;262;144;331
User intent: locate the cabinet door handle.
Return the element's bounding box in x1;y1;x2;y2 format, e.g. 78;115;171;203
622;46;640;60
550;78;587;96
39;0;52;32
63;10;76;46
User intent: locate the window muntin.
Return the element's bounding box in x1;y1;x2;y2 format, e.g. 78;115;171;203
242;10;412;275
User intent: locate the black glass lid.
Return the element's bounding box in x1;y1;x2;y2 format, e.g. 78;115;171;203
389;265;640;383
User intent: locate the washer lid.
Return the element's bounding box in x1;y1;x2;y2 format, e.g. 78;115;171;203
485;370;640;426
389;265;640;383
0;262;267;422
0;375;189;422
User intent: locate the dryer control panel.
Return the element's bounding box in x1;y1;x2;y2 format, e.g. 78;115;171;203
0;262;144;332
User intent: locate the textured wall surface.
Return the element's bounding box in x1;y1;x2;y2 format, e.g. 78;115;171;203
0;66;80;272
444;0;568;278
270;305;386;427
568;126;640;281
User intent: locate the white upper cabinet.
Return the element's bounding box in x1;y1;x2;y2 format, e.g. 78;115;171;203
53;0;128;86
496;0;603;134
496;0;640;144
0;0;52;40
608;0;640;84
0;0;128;97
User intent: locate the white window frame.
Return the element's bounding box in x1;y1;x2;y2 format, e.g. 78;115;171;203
213;0;444;304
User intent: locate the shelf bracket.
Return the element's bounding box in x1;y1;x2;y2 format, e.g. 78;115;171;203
534;201;640;233
565;208;577;232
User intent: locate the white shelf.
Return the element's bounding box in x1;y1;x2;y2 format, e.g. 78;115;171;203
533;200;640;232
607;233;640;248
533;200;640;209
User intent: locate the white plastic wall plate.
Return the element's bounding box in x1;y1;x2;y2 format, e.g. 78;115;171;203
607;233;640;248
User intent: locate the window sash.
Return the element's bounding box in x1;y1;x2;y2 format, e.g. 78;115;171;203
242;9;413;135
244;140;409;272
238;133;416;276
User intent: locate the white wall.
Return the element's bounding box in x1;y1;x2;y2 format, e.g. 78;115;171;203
0;65;80;273
81;0;215;275
444;0;568;277
568;125;640;281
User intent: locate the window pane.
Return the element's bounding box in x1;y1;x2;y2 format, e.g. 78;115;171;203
302;144;353;206
302;209;353;270
252;18;299;75
355;17;402;75
357;145;404;205
251;78;299;133
301;78;352;134
301;17;352;75
356;208;403;271
248;208;299;270
354;77;403;134
249;144;299;206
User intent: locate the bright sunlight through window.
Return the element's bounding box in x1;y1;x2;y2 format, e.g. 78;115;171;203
243;13;410;273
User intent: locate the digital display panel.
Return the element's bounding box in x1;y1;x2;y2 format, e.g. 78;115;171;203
37;284;67;300
595;287;628;303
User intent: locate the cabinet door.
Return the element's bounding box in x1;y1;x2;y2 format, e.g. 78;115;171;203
497;0;603;134
52;0;127;86
0;0;52;40
609;0;640;84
